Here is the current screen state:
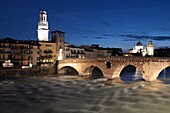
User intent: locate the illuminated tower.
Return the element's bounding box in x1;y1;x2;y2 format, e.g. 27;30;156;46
51;30;65;60
147;41;154;56
37;11;49;41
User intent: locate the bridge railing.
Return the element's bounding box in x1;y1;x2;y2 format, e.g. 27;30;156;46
58;56;170;64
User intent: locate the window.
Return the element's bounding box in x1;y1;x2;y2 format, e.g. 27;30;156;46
46;44;51;47
20;46;24;49
8;55;10;59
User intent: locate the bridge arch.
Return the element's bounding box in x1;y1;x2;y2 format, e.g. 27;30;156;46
120;65;143;81
112;63;143;80
58;66;79;75
157;65;170;79
143;63;170;81
84;65;104;79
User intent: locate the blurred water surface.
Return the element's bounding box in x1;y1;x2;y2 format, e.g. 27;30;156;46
0;67;170;113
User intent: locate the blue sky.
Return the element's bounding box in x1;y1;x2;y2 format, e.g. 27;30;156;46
1;0;170;50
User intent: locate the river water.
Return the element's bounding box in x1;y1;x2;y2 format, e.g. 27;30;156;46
0;68;170;113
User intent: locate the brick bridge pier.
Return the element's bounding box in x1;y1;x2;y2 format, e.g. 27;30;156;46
57;56;170;81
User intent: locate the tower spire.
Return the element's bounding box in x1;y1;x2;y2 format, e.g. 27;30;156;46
37;11;49;41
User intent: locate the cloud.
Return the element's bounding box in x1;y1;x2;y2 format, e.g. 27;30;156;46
93;36;108;39
82;36;108;39
102;34;115;37
119;34;170;41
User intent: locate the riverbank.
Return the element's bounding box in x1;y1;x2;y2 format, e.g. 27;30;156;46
0;67;57;79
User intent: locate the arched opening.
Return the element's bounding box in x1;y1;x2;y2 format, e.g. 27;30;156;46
91;67;104;79
120;65;143;81
106;61;112;69
59;66;79;75
158;66;170;83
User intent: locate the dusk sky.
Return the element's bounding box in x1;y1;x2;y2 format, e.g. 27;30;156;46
1;0;170;50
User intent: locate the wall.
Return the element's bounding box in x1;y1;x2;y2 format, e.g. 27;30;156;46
0;67;57;78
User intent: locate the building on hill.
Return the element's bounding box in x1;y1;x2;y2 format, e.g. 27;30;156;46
147;41;154;56
128;41;154;57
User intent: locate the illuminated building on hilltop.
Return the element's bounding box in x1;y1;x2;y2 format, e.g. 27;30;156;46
147;41;154;56
128;41;154;56
37;11;49;41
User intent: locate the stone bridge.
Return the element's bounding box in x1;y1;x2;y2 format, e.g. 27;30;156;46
57;56;170;81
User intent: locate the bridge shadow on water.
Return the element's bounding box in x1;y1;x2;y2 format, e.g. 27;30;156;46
90;67;104;79
158;67;170;84
120;65;144;82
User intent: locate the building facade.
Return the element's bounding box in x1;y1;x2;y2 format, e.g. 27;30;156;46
11;41;30;66
0;38;12;62
39;41;57;67
29;41;40;66
147;41;154;56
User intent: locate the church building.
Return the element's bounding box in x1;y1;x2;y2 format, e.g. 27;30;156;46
128;41;154;56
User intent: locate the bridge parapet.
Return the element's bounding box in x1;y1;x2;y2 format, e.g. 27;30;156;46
59;56;170;64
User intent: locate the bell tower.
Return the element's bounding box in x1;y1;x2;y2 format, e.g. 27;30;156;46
37;11;49;41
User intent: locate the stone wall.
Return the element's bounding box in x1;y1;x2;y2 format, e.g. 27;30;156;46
0;67;57;78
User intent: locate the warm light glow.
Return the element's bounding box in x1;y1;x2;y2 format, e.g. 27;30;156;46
58;49;63;60
2;60;13;67
29;63;32;68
